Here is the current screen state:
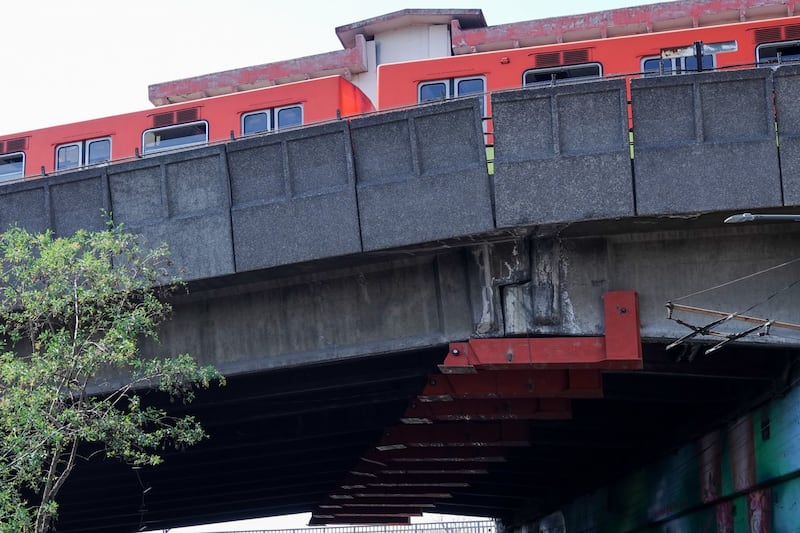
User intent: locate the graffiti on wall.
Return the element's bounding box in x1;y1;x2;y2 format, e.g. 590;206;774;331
555;383;800;532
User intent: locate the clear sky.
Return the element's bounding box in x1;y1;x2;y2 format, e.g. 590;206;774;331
0;0;648;137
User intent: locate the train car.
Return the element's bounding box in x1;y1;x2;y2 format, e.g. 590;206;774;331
0;75;373;182
376;14;800;111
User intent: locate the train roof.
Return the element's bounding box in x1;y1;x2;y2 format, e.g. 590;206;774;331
148;0;800;106
334;8;487;49
452;0;799;54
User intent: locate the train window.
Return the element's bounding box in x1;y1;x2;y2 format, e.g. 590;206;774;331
241;105;303;136
757;41;800;64
242;111;269;135
57;143;81;170
523;64;602;86
142;121;208;154
0;152;24;181
419;77;486;115
87;138;111;164
56;137;112;171
642;55;714;75
276;105;302;129
419;81;449;102
457;78;486;116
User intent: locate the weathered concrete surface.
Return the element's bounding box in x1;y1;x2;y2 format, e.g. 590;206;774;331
49;169;109;236
227;122;361;270
774;64;800;205
155;253;474;374
351;98;493;250
107;145;234;281
0;181;52;234
631;69;781;215
140;219;800;377
492;79;634;226
469;224;800;345
0;168;108;235
606;226;800;343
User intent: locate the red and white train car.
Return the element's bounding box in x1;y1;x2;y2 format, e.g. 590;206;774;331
378;13;800;111
0;76;373;181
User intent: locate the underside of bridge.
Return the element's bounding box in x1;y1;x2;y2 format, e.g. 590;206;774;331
53;322;793;532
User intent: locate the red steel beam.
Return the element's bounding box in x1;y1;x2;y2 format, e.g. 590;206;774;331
402;397;572;421
328;510;423;517
351;460;492;476
376;466;489;475
329;491;453;499
342;473;484;488
441;291;641;372
362;446;508;463
418;370;603;400
323;506;425;516
319;497;438;508
378;421;529;447
310;515;411;525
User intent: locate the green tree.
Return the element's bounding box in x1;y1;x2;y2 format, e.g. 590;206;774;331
0;225;223;532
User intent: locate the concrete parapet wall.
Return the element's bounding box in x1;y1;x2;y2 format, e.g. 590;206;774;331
0;100;491;282
492;79;634;226
226;121;361;270
774;64;800;204
631;69;781;215
350;98;493;250
1;71;796;286
107;145;234;281
0;168;108;235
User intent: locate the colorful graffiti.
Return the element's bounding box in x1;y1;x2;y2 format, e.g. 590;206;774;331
537;381;800;532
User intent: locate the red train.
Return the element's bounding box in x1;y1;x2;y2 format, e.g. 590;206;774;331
2;0;800;181
377;13;800;113
0;77;373;181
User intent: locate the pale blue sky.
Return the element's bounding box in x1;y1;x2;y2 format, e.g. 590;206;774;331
0;0;646;136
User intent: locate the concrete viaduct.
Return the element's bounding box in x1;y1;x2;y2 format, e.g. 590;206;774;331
5;66;800;531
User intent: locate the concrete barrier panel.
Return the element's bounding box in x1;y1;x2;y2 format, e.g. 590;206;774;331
0;169;107;238
632;69;780;215
108;146;234;281
0;183;48;234
49;169;108;236
226;122;361;271
774;64;800;205
351;98;492;250
492;79;634;227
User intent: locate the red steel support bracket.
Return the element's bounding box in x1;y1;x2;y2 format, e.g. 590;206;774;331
378;421;530;448
401;397;572;422
440;290;642;373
